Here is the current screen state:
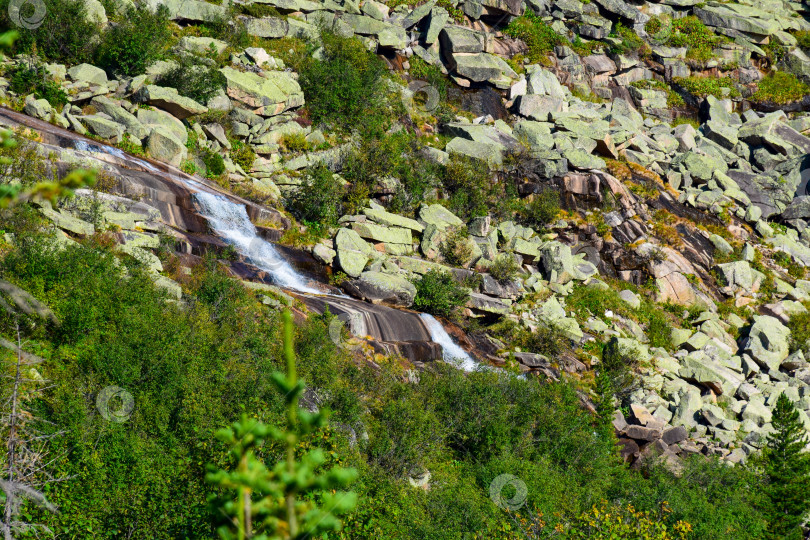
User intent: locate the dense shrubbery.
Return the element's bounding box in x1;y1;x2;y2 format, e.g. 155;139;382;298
287;163;345;227
7;63;67;107
0;225;774;538
673;76;741;99
156;55;226;103
521;188;560;229
0;0;100;63
412;269;469;317
296;30;396;136
751;72;810;105
503;12;565;62
96;4;172;77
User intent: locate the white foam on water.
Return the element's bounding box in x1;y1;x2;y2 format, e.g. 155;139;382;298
419;313;477;371
74;140;161;173
193;191;320;294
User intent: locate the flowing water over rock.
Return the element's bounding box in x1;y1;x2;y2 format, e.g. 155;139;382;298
193;191;321;294
420;313;477;371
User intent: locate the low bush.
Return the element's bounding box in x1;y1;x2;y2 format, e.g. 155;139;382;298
521;188;560;229
0;0;100;63
296;30;396;136
503;12;565;62
412;269;469;317
631;79;685;107
750;72;810;105
488;253;520;282
230;141;255;172
439;226;473;267
96;4;172;77
279;132;309;153
7;64;67;107
795;30;810;51
673;76;740;99
610;23;648;56
442;155;502;220
156;55;226;104
202;149;226;177
287;163;344;227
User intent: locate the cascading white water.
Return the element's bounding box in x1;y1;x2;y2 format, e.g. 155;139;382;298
193;191;321;294
74;140;162;173
419;313;477;371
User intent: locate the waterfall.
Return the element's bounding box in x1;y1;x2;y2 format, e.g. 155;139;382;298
193;191;321;294
419;314;477;371
74;140;161;174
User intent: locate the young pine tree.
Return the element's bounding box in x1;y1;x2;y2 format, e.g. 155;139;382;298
206;310;357;539
762;393;810;539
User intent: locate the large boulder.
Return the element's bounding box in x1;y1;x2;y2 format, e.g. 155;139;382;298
335;228;373;278
343;271;416;307
148;0;226;22
539;242;575;284
741;315;791;371
447;53;518;87
145;126;187;166
134;85;207;120
219;67;304;117
90;96;150;140
67;63;108;85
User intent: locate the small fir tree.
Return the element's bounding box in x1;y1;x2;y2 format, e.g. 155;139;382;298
762;393;810;539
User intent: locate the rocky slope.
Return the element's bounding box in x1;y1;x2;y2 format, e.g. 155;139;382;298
3;0;810;472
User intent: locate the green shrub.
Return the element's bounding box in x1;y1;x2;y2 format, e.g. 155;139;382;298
673;76;740;99
630;79;685;107
96;4;171;77
230;141;255;172
280;132;309;153
287;163;344;227
7;64;67;107
203;149;226;177
795;30;810;51
503;12;565;62
751;71;810;105
442;155;499;220
296;30;395;136
412;269;469;317
522;188;560;229
440;226;473;267
0;0;100;63
609;23;648;56
488;253;520;282
156;55;226;103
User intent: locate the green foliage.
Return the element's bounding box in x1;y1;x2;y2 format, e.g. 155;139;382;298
412;269;469;317
673;76;740;99
787;310;810;354
631;79;685;107
609;23;648;56
567;502;692;539
230;141;256;172
751;72;810;105
439;226;473;267
96;4;171;77
521;188;560;229
203;149;226;177
761;393;810;539
664;16;728;64
341;132;440;216
488;253;520;282
156;55;226;103
407;55;449;102
296;30;395;137
503;12;565;63
442;155;505;220
795;30;810;51
280;132;310;153
287;163;344;227
0;0;100;63
6;63;67;107
206;310;357;539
